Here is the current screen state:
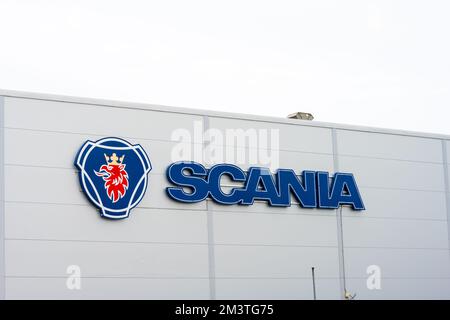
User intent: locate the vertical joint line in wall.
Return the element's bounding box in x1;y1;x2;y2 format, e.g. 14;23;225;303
332;128;346;299
0;96;5;300
203;116;216;300
441;141;450;258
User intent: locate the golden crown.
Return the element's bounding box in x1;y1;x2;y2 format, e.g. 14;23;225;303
104;153;125;166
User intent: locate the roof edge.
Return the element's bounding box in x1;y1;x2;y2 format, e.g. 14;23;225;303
1;88;449;141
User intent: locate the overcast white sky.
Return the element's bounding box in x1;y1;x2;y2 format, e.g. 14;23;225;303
0;1;449;134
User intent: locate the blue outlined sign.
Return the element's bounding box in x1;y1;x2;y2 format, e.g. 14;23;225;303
166;162;365;210
75;137;152;219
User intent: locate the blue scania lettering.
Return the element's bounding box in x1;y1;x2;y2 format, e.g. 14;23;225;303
275;169;317;208
208;164;246;204
166;161;365;210
240;167;279;205
166;162;209;203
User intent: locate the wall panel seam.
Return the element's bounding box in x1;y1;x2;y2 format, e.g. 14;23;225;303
204;115;216;300
441;141;450;255
332;129;346;300
0;96;5;300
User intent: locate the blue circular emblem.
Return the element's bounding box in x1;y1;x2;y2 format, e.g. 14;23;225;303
75;137;152;219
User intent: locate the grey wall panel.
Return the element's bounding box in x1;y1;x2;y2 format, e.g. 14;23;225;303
140;174;206;210
339;156;445;191
277;151;333;172
208;117;333;154
202;144;334;172
5;128;199;174
348;188;447;220
6;240;209;278
6;278;210;300
446;141;450;162
342;216;449;249
213;212;338;247
215;278;341;300
337;130;443;163
5;166;82;205
5;203;208;244
447;164;450;186
209;202;332;217
344;248;450;279
215;246;340;278
345;278;450;300
4;97;202;142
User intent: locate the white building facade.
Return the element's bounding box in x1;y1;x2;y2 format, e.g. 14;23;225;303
0;90;449;300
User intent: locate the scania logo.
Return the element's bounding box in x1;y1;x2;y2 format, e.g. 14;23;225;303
75;137;152;219
75;137;364;220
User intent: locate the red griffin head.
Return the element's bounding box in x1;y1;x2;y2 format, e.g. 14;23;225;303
95;153;129;203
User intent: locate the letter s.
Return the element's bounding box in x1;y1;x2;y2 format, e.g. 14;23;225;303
166;161;209;202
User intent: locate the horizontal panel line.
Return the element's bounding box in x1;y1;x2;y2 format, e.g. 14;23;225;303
3;95;208;117
339;153;444;165
6;276;211;280
5;163;77;170
5;200;91;207
216;243;436;249
335;127;450;142
212;208;448;221
199;144;333;156
11;239;446;251
341;215;448;222
358;185;446;193
6;239;448;251
344;246;449;251
5;276;340;280
5;238;208;246
345;277;450;280
4;126;194;146
6;200;448;222
7;275;450;280
5;200;207;212
5;238;338;249
209;210;334;218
